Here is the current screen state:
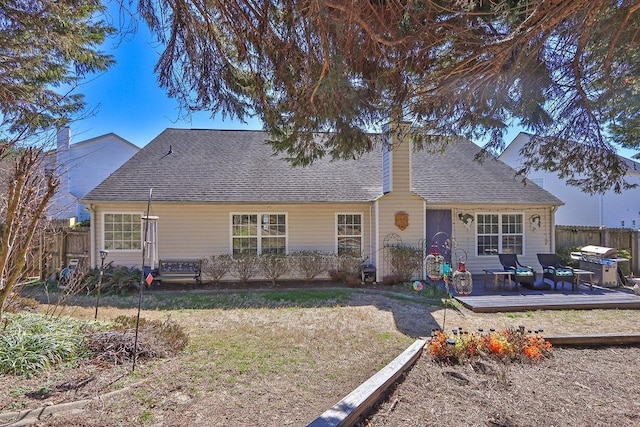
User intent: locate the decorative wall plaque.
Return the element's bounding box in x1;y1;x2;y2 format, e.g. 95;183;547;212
395;211;409;231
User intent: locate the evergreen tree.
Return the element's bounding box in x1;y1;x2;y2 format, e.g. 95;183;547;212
138;0;640;193
0;0;114;317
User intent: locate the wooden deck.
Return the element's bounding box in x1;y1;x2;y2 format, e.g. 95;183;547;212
455;278;640;313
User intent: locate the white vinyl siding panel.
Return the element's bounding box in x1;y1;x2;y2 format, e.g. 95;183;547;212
450;206;552;275
500;132;640;228
376;192;425;279
70;136;139;206
390;135;411;195
92;202;373;269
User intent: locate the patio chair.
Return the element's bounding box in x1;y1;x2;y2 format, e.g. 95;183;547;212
498;253;536;289
537;253;574;290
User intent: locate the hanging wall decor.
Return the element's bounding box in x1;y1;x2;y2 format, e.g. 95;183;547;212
395;211;409;231
457;212;474;231
529;214;541;231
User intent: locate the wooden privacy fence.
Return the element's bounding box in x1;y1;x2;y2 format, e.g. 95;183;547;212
25;226;90;280
555;226;640;276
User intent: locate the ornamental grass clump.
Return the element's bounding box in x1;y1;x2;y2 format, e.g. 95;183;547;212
428;326;552;364
0;312;96;377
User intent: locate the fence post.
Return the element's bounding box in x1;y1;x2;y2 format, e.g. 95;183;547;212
632;230;640;277
600;227;609;247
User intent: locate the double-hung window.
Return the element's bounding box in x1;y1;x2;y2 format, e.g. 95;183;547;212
103;213;142;251
232;213;286;256
337;214;363;255
477;213;523;256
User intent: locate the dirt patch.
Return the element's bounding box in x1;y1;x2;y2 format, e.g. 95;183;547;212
1;287;639;426
363;347;640;427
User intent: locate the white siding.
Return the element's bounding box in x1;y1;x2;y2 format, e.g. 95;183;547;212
91;202;375;273
376;192;425;279
389;124;412;194
449;205;553;275
70;135;139;221
49;133;139;221
602;170;640;228
500;132;640;228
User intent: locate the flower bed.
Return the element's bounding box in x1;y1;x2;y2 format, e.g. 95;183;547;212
427;326;553;364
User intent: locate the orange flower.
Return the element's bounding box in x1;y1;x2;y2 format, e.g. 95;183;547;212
428;328;551;364
487;336;507;355
523;345;542;359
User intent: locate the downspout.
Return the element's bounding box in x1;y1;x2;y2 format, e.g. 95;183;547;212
550;205;557;252
422;199;427;279
88;204;96;268
374;201;380;282
369;203;373;265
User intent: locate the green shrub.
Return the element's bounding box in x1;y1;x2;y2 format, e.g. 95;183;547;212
0;313;189;376
83;264;142;294
0;313;92;377
556;246;580;268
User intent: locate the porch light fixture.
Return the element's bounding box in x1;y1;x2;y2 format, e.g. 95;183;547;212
452;248;473;296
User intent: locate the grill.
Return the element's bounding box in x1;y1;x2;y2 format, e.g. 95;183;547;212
578;245;628;287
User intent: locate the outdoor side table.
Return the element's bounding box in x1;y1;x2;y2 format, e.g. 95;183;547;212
483;269;514;290
572;269;595;292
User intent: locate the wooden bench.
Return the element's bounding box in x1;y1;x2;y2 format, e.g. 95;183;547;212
155;259;202;284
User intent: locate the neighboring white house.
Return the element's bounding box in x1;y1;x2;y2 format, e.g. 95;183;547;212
47;128;140;222
82;123;562;281
499;132;640;228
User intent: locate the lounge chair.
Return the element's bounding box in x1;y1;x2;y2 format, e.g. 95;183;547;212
537;253;574;290
498;253;536;289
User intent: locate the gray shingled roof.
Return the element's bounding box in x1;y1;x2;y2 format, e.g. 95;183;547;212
84;128;561;206
411;138;563;205
84;129;383;203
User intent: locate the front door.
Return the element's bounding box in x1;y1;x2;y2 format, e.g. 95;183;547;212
426;209;452;262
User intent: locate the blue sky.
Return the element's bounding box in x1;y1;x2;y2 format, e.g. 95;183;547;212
70;6;524;149
70;9;262;147
72;26;523;149
70;7;636;161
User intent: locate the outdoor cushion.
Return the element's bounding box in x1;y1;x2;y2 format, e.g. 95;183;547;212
544;268;573;276
537;253;575;289
498;254;537;288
